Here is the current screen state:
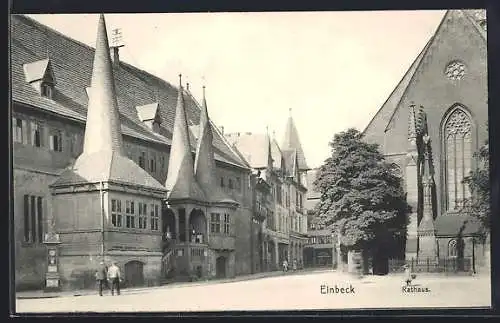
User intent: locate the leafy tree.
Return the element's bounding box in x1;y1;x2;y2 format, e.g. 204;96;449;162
463;138;490;234
313;128;409;255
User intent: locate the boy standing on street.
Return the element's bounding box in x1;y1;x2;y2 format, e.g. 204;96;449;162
107;261;122;296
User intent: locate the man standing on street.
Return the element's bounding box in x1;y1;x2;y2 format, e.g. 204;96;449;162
107;261;122;296
95;261;108;296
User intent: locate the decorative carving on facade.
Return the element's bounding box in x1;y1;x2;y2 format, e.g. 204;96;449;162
445;108;472;136
444;107;472;211
445;60;466;81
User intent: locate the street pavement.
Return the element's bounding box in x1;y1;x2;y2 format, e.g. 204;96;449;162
15;271;492;313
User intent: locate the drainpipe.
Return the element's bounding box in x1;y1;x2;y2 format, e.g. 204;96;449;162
100;181;105;261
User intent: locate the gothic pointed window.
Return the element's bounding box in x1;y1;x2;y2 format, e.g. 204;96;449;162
448;239;457;257
443;107;472;211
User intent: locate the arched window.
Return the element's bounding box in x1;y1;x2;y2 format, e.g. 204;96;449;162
443;107;472;211
448;239;458;257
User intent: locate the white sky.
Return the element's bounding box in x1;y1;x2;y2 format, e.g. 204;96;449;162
27;11;446;168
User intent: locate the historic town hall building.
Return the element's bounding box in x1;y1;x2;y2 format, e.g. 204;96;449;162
11;14;313;291
363;9;489;271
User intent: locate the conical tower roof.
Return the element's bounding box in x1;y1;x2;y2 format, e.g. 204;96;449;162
51;14;166;192
165;76;205;201
282;109;309;171
82;13;124;156
194;86;236;204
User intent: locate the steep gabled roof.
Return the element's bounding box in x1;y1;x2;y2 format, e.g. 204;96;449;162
52;151;166;190
362;39;431;141
270;138;284;171
434;215;482;236
194;87;236;204
362;10;487;141
282;148;297;178
225;132;270;169
136;102;160;122
165;79;205;201
23;58;56;84
281;113;309;171
10;14;246;169
51;14;166;191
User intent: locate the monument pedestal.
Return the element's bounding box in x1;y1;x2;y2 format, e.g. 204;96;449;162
43;232;62;292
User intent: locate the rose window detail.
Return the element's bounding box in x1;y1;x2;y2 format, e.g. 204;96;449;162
445;61;466;81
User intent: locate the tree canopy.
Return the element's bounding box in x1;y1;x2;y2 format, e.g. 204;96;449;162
313;128;409;251
463;138;490;233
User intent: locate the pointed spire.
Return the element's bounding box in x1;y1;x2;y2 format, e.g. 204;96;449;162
82;13;124;156
165;74;205;201
194;85;235;203
282;111;309;170
60;14;166;193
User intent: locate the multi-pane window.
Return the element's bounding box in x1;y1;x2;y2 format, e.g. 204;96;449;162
150;204;159;231
23;195;43;243
70;133;81;156
267;211;275;230
160;155;165;172
448;239;458;257
236;177;241;191
223;214;230;234
30;121;44;148
49;130;63;152
12;117;27;144
150;154;157;173
41;83;53;99
444;108;472;210
228;179;233;189
139;152;146;169
138;203;148;229
125;200;136;228
111;199;123;227
210;213;221;233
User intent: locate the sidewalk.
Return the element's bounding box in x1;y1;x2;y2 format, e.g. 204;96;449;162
16;267;332;299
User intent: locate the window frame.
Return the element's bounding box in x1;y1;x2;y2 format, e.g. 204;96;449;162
210;213;221;233
441;106;475;212
23;194;44;244
111;199;123;228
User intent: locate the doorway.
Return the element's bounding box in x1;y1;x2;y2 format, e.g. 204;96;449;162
216;256;227;278
124;261;145;287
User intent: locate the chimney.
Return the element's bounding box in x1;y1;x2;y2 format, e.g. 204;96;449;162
110;28;124;67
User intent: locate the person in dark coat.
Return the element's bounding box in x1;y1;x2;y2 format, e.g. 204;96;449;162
95;261;108;296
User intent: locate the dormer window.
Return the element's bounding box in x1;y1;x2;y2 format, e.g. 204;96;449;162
23;58;56;99
41;82;53;99
136;102;162;133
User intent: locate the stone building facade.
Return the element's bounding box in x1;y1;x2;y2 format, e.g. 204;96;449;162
11;14;260;291
363;9;489;272
225;112;309;271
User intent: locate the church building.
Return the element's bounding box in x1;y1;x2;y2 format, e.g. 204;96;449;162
363;9;489;272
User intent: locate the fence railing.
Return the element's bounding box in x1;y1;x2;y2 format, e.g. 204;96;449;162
389;257;473;273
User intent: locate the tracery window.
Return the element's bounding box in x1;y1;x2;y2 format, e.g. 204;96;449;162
444;107;472;211
448;239;457;257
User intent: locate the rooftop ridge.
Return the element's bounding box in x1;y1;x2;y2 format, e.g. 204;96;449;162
11;14;248;169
